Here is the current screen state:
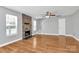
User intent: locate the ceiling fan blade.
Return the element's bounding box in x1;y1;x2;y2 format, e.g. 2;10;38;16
46;11;55;16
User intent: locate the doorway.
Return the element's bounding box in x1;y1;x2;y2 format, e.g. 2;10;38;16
58;18;66;35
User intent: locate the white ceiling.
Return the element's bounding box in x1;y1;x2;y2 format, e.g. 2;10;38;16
5;6;79;18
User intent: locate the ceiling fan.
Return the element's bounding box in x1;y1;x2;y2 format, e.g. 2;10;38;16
46;11;55;16
35;11;56;19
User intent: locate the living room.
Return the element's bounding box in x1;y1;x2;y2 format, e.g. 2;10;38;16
0;6;79;53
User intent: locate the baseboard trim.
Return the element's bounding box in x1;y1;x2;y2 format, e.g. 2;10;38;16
65;35;79;41
32;33;36;36
32;32;40;36
38;33;79;41
0;38;22;47
38;33;66;36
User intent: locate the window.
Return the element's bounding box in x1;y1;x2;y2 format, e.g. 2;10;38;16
6;14;18;36
33;20;37;31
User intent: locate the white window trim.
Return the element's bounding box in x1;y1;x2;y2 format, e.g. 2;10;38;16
6;14;18;36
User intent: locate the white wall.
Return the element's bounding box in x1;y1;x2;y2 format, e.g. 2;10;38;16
39;10;79;38
66;16;74;35
40;17;58;34
32;18;42;35
40;17;66;35
65;10;79;38
71;10;79;38
0;7;22;45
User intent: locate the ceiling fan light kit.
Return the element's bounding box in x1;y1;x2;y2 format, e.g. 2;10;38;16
45;16;50;18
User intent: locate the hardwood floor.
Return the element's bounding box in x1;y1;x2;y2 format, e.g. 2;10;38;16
0;34;79;53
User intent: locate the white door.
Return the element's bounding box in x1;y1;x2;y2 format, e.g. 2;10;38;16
58;18;66;35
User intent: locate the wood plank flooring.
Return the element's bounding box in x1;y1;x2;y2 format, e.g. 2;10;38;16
0;34;79;53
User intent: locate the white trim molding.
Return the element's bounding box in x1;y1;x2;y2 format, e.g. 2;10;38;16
39;32;65;36
38;33;79;41
65;35;79;41
0;38;22;47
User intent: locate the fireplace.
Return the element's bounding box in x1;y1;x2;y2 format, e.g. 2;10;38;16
25;31;30;36
25;30;31;39
22;14;32;39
